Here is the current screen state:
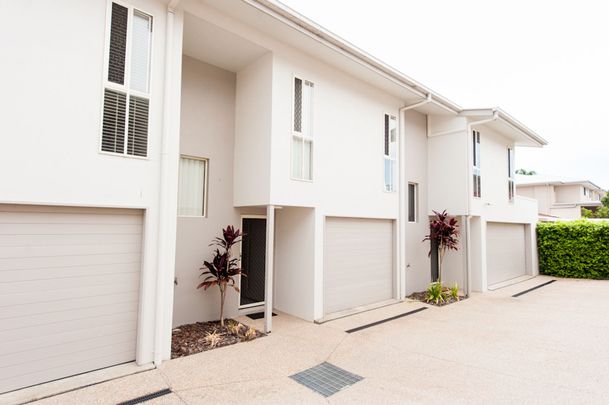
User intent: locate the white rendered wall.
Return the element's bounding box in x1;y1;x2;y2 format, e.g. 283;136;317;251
427;116;469;216
233;53;273;207
404;111;432;294
555;185;583;204
0;0;174;365
273;207;316;321
174;57;242;326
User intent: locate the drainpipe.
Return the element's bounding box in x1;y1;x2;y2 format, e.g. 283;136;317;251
397;94;432;299
463;110;499;295
153;0;181;366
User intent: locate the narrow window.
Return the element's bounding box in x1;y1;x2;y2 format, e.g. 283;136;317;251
408;183;418;222
508;148;515;201
472;130;481;197
101;3;153;157
583;187;588;197
384;114;397;192
291;77;314;180
178;156;208;216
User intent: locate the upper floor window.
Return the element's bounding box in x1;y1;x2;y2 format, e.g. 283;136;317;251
583;187;588;197
472;130;481;197
384;114;397;192
101;2;152;157
292;77;314;180
508;148;515;201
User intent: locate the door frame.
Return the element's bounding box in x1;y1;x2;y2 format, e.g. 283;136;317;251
238;214;267;310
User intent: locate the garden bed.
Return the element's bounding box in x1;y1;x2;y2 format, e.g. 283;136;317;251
171;319;264;358
408;291;467;307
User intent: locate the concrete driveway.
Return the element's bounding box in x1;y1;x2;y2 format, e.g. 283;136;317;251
30;276;609;404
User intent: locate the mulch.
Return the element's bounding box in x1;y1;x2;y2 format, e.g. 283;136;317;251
171;319;265;359
408;291;468;307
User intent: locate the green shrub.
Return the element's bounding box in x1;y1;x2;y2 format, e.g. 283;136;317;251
537;221;609;279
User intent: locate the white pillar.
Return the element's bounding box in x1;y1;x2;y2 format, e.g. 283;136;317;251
264;205;275;333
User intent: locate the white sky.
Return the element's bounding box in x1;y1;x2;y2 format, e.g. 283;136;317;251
280;0;609;189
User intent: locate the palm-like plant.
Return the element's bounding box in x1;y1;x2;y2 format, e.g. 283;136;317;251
197;226;244;326
423;210;459;285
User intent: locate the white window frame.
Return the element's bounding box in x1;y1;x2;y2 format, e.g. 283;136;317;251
408;182;418;222
473;130;481;198
291;76;314;181
383;113;398;192
177;155;209;217
508;147;515;202
99;0;154;159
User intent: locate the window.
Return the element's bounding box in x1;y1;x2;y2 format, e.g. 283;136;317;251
384;114;397;192
178;156;208;216
472;130;481;197
583;187;588;197
292;77;314;180
508;148;515;201
101;2;153;157
408;183;418;222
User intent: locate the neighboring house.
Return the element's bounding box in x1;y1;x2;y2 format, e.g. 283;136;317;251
516;174;606;219
0;0;546;394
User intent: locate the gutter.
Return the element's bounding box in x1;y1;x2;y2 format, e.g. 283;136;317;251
397;94;432;299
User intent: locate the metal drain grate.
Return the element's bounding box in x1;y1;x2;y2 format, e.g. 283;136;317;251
290;362;363;397
117;388;172;405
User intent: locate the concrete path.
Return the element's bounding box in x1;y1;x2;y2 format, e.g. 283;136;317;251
30;276;609;404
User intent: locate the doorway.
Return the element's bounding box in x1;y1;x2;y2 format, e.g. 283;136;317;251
239;217;267;307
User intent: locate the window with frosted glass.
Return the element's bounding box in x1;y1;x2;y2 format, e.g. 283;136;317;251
473;130;481;197
384;114;397;192
292;77;314;180
178;157;208;217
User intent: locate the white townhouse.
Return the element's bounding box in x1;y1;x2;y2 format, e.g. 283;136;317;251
516;174;606;219
0;0;547;394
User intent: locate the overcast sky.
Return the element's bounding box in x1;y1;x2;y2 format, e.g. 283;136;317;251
281;0;609;189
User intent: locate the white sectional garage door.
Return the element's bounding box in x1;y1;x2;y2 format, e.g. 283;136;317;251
486;222;527;286
0;205;143;393
324;217;394;316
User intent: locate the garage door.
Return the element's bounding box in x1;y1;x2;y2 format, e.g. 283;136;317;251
486;222;526;286
0;205;142;393
324;217;394;316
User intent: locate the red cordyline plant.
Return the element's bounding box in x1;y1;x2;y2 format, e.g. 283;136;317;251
423;210;460;285
197;225;244;327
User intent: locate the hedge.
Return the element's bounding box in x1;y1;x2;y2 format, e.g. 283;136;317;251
537;220;609;279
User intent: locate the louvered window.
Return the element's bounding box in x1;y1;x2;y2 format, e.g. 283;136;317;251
292;77;314;180
384;114;397;192
101;2;152;157
473;130;481;197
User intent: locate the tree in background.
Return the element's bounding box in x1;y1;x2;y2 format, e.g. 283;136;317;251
515;169;537;175
583;191;609;219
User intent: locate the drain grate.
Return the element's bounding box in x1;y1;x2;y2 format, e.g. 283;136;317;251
117;388;172;405
290;362;363;397
512;280;556;297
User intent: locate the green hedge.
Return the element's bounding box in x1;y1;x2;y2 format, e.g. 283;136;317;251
537;221;609;279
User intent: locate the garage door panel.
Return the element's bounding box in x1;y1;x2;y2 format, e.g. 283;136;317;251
0;320;137;356
0;242;141;259
0;310;139;343
1;263;140;283
0;206;142;393
0;330;137;369
0;252;141;271
486;223;527;286
0;347;136;394
0;291;137;319
1;299;139;331
324;217;394;315
0;271;140;295
0;233;142;248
